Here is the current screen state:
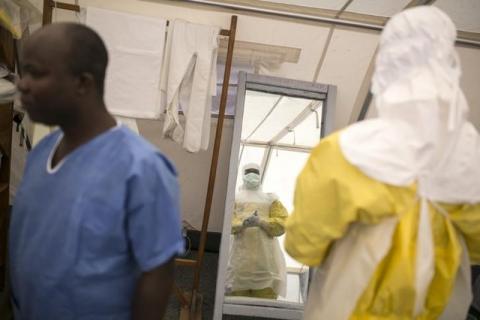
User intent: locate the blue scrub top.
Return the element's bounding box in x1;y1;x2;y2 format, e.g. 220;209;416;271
9;124;184;320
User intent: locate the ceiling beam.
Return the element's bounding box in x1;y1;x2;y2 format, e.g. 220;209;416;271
312;0;354;82
243;95;283;141
349;47;377;123
404;0;438;9
241;140;312;153
269;101;321;145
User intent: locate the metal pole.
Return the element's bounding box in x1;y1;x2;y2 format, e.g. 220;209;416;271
187;0;384;30
184;0;480;48
357;90;373;121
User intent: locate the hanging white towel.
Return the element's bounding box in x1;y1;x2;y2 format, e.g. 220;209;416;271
161;20;219;153
85;7;166;119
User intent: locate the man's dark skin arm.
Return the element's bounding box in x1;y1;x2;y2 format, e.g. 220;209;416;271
132;257;175;320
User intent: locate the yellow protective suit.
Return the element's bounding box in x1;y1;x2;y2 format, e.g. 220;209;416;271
227;196;288;299
285;133;480;319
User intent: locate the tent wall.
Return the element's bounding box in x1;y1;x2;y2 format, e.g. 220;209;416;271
458;46;480;127
25;0;480;232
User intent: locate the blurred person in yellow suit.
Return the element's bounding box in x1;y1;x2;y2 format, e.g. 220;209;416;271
227;163;288;299
285;6;480;320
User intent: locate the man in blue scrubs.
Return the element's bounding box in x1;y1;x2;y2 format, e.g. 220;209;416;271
9;23;184;319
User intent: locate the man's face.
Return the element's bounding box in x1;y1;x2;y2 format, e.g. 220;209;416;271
17;29;78;125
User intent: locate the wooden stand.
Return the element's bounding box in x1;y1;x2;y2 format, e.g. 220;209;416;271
42;2;238;318
179;292;203;320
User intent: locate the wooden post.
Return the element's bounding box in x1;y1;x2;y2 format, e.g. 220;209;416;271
43;0;53;25
42;0;81;25
191;14;237;300
0;26;15;290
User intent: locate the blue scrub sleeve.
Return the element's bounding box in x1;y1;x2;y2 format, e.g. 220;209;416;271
126;154;184;272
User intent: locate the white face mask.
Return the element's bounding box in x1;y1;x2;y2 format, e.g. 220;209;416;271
243;173;261;189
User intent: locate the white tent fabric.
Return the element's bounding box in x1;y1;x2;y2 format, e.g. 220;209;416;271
241;90;322;149
256;0;480;33
346;0;411;17
16;0;480;236
25;0;480;134
433;0;480;33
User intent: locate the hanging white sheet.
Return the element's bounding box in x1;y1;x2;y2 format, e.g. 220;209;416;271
161;19;220;153
86;7;167;119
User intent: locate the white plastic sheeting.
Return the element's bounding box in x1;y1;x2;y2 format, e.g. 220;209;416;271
241;90;322;148
434;0;480;33
251;0;480;33
346;0;410;17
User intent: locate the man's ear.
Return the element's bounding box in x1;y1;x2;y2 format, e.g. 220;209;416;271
76;72;96;96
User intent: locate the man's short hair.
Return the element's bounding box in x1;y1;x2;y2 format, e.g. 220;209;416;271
63;23;108;95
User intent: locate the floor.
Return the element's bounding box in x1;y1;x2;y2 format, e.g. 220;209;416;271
166;251;270;320
0;250;269;320
2;251;479;319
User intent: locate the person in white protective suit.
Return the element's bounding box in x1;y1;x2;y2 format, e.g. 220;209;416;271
226;163;288;299
285;6;480;320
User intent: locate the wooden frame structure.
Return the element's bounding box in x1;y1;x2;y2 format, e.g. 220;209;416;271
0;26;16;292
42;1;237;318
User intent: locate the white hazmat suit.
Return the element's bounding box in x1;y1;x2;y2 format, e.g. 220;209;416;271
226;163;287;299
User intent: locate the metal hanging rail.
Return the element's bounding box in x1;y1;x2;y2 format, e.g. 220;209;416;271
184;0;480;48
